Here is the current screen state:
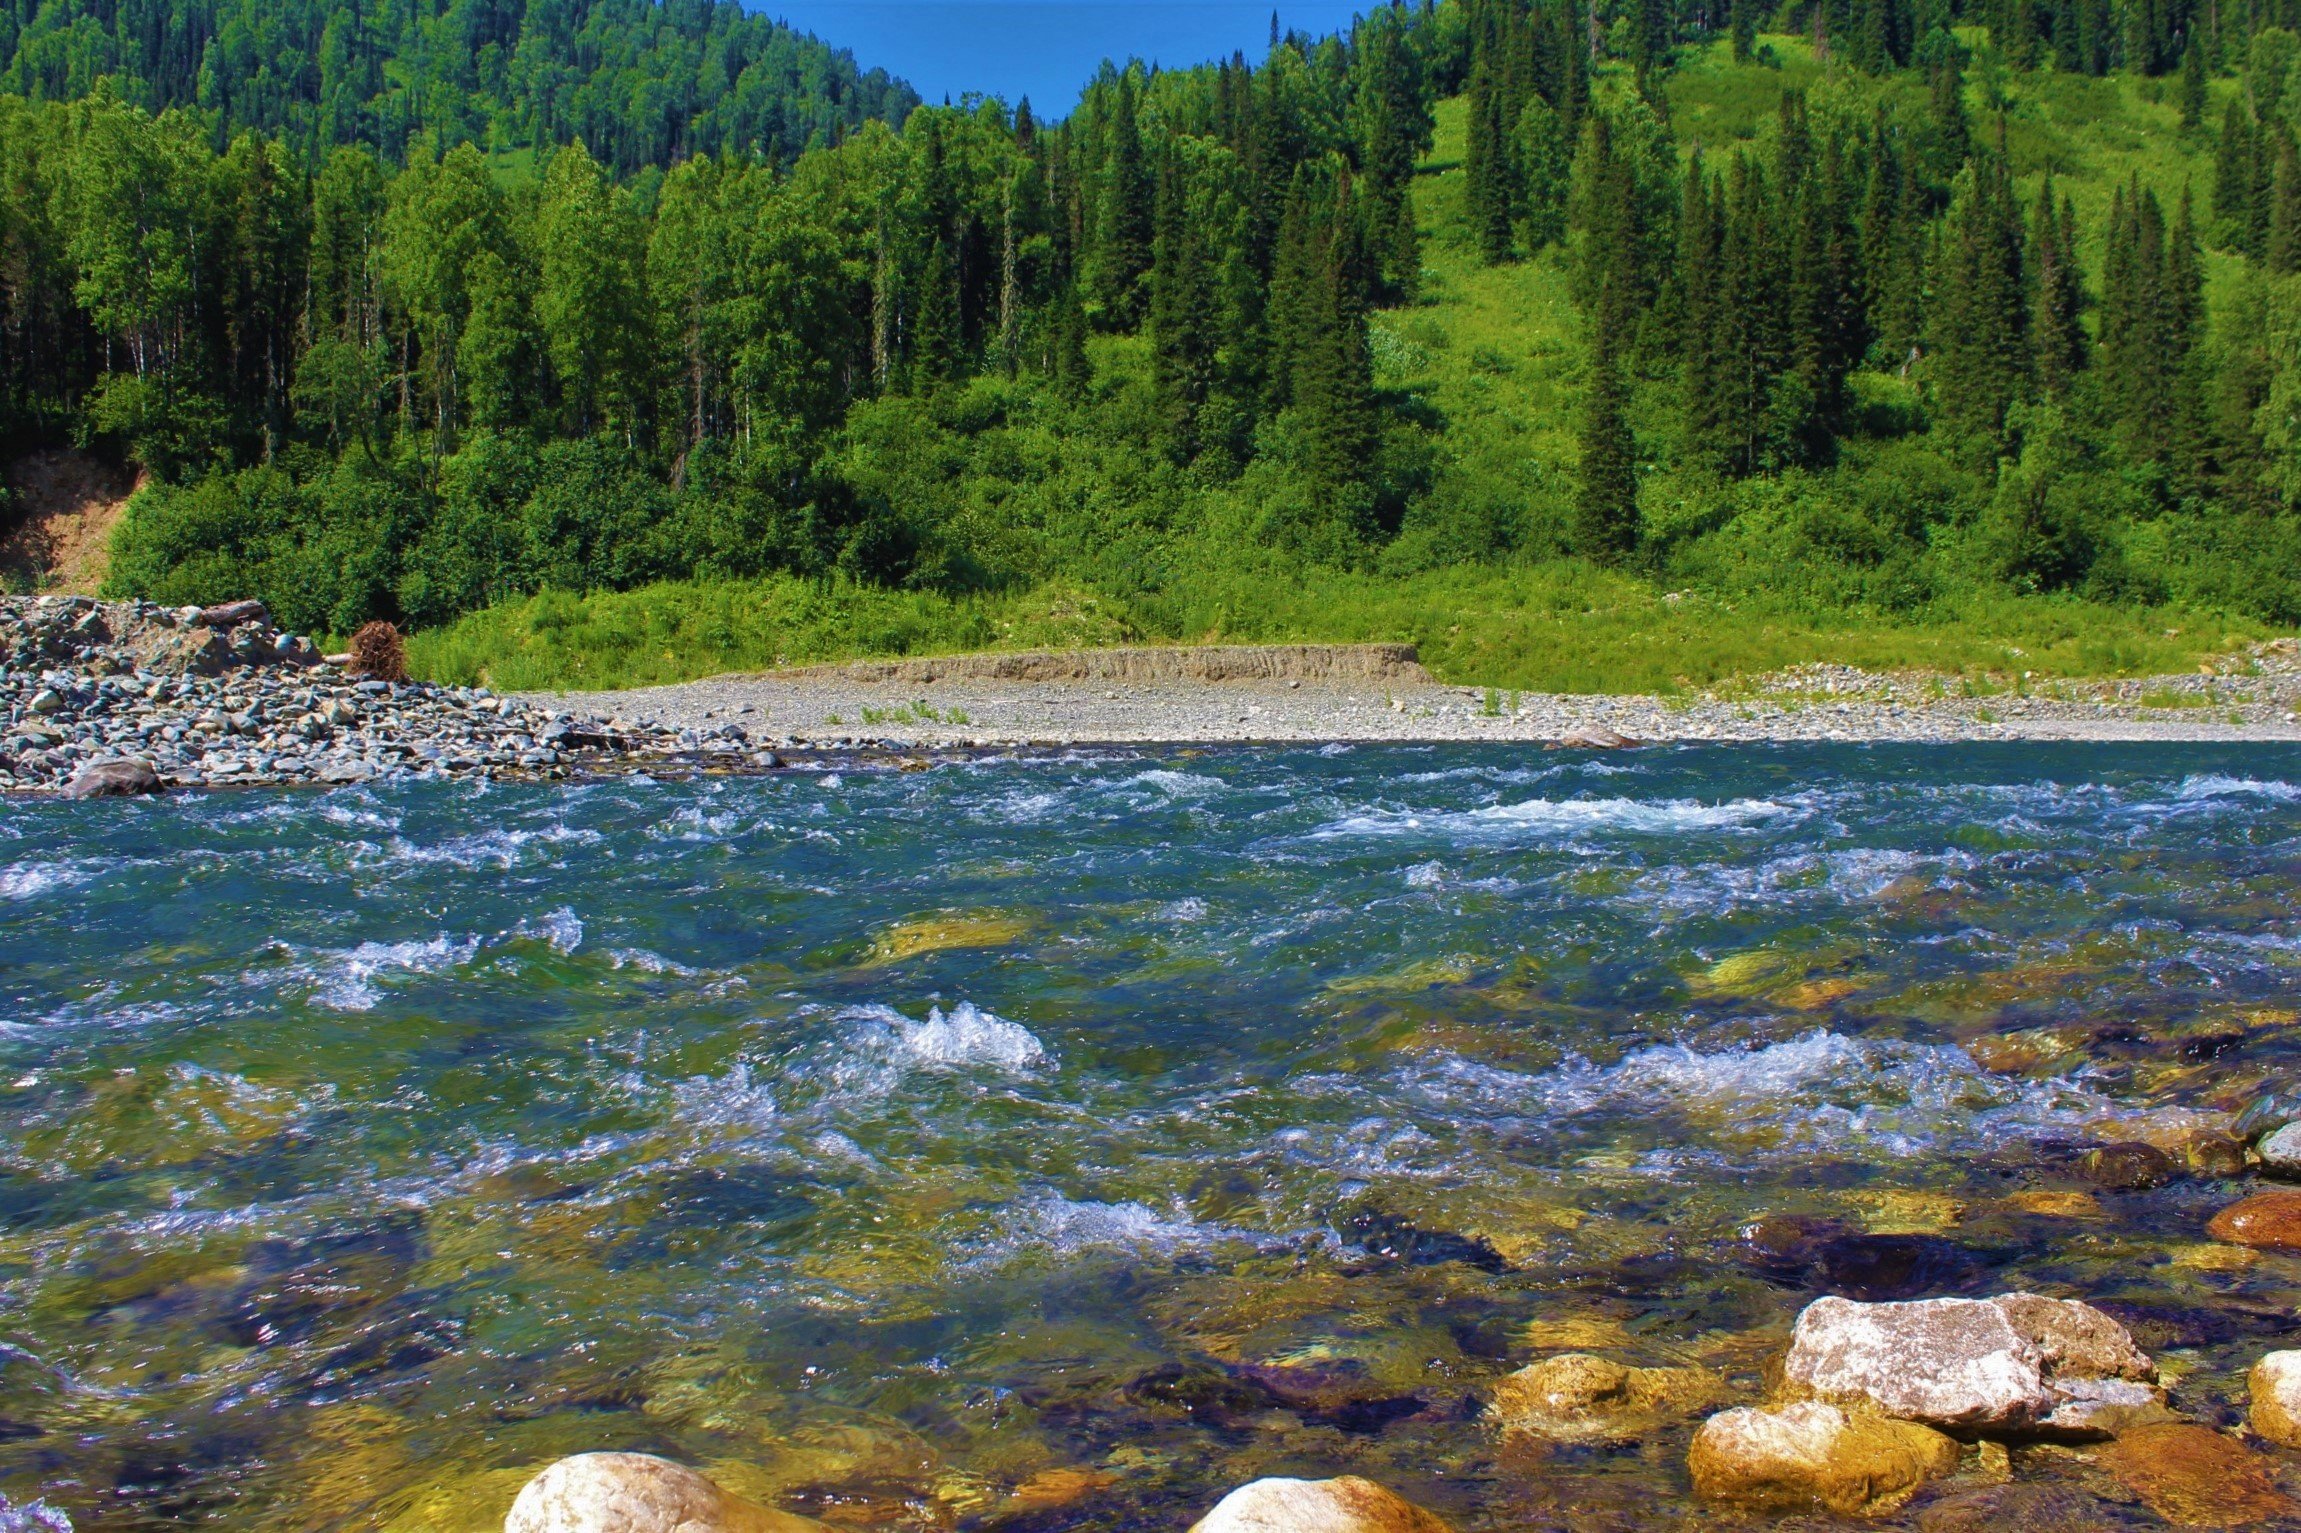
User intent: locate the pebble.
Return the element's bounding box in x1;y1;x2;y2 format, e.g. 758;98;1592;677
0;596;733;794
2256;1121;2301;1177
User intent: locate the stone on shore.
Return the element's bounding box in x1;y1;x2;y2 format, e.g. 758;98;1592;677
2249;1351;2301;1447
64;758;162;798
1487;1353;1728;1443
1687;1401;1959;1517
2208;1191;2301;1250
2095;1423;2298;1527
1783;1293;2158;1435
503;1453;823;1533
1187;1476;1453;1533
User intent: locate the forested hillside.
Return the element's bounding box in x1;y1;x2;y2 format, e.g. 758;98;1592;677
2;0;2299;690
0;0;917;170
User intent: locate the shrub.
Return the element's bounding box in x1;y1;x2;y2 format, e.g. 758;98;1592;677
349;620;407;681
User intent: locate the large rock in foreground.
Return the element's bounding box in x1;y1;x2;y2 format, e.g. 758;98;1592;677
1688;1401;1959;1517
2250;1350;2301;1448
1488;1353;1728;1443
1784;1292;2160;1435
1188;1476;1454;1533
503;1453;823;1533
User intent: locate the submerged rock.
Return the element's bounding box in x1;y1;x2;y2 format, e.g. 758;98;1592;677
2249;1351;2301;1448
1687;1400;1958;1517
2079;1141;2180;1190
2095;1424;2297;1527
2207;1191;2301;1250
1783;1293;2159;1436
1487;1353;1729;1444
502;1453;823;1533
2256;1122;2301;1177
1187;1476;1453;1533
1915;1483;2135;1533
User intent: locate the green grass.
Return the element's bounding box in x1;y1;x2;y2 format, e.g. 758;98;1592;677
406;47;2296;699
408;564;2278;694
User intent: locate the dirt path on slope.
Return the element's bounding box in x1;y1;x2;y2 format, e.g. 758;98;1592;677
0;450;143;594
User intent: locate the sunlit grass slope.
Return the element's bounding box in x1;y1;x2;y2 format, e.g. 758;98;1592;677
414;44;2293;696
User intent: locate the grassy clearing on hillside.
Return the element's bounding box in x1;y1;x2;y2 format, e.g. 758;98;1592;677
410;570;2274;694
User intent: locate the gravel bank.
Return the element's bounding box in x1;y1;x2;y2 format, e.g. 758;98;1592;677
531;644;2301;748
10;606;2300;799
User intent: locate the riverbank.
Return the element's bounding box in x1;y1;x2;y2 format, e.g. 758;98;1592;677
10;605;2301;796
530;642;2301;747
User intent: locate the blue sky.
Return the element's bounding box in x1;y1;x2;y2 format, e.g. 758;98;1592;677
768;2;1373;118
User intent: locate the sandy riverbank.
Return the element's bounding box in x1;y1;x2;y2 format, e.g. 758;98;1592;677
528;644;2301;747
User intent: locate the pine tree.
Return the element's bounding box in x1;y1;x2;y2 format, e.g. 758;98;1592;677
1928;156;2029;456
2216;98;2259;253
2269;130;2301;275
1464;57;1517;262
1516;96;1572;249
1576;327;1641;560
2180;34;2207;129
1149;149;1215;460
1732;0;1758;60
2029;175;2086;395
1095;76;1155;324
1678;154;1729;470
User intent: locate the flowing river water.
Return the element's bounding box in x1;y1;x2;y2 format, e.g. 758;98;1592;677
3;744;2301;1529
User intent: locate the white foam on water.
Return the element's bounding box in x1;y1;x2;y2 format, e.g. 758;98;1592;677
890;1001;1048;1072
673;1061;778;1129
2171;773;2301;803
1123;768;1227;799
0;861;95;900
305;933;483;1011
514;907;584;954
610;948;699;976
818;774;843;788
1620;845;1963;916
1404;860;1447;888
966;1194;1228;1264
1311;793;1800;844
1408;1029;2115;1161
1158;897;1210;922
378;823;601;871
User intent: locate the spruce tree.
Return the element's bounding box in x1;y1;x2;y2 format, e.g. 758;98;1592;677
2269;131;2301;275
1095;77;1155;324
1928;156;2030;456
1731;0;1758;60
1464;57;1517;263
2180;35;2207;129
1576;327;1641;561
2029;175;2086;396
2216;98;2258;252
1516;96;1572;249
1149;150;1214;460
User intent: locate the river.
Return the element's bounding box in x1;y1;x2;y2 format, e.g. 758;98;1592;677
2;744;2297;1528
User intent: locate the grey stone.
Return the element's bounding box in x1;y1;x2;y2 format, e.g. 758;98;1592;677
63;759;163;798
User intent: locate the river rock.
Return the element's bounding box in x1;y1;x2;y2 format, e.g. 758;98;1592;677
2250;1351;2301;1447
1783;1293;2159;1436
503;1453;824;1533
2095;1423;2298;1527
64;758;162;798
195;599;269;628
1687;1400;1959;1517
1189;1477;1452;1533
2208;1190;2301;1249
1487;1353;1729;1443
2257;1123;2301;1177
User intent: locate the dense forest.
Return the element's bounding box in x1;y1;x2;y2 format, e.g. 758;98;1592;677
0;0;917;170
1;0;2300;671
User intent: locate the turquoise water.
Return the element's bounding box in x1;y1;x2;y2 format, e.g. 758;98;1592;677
3;744;2301;1528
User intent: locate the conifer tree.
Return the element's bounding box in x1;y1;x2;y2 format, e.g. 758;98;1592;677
2180;35;2207;128
2216;98;2259;253
1732;0;1758;60
1576;326;1640;560
2029;175;2086;395
2269;131;2301;275
1515;96;1572;249
1149;150;1214;460
1464;57;1517;262
1927;156;2029;455
1095;77;1155;324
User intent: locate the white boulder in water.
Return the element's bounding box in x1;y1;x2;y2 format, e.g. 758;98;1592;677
1188;1476;1454;1532
1784;1292;2161;1435
2251;1350;2301;1447
503;1453;824;1533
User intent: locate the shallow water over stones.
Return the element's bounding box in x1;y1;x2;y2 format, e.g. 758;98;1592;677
4;743;2301;1528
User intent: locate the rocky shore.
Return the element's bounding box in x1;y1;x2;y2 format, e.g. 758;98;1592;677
0;595;763;794
8;598;2301;797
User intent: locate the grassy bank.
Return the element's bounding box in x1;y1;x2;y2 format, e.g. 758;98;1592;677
407;570;2279;695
